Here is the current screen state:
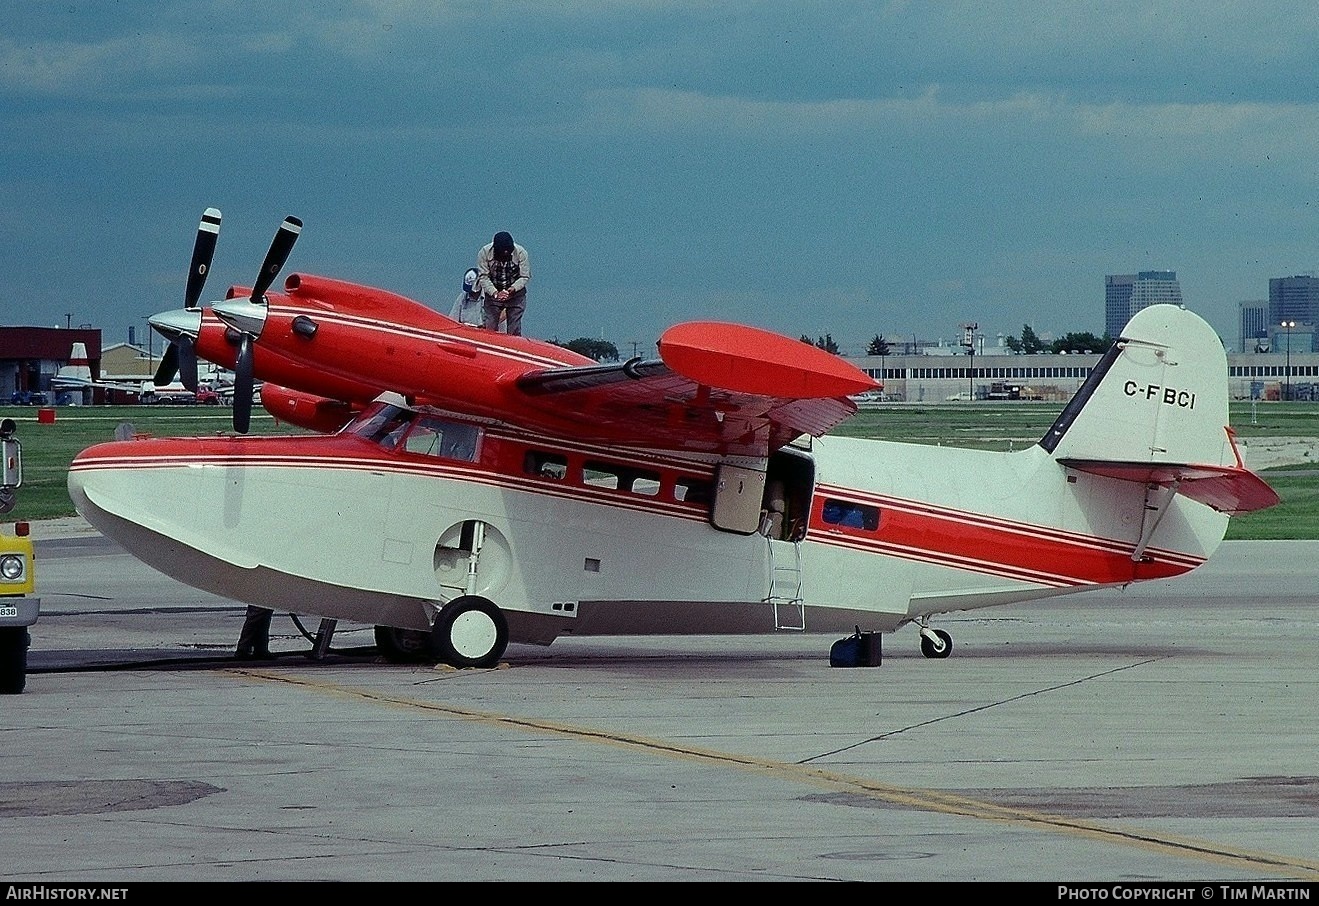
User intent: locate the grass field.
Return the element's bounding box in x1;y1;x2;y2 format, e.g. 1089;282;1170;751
2;401;1315;539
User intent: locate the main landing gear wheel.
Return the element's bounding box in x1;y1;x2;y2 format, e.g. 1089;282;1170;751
920;627;953;659
432;596;508;669
374;625;435;664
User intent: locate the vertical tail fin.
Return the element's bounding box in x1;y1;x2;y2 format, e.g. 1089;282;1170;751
1041;304;1278;514
56;342;92;383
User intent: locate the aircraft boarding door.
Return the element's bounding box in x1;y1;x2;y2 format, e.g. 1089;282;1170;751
713;462;808;630
711;464;766;534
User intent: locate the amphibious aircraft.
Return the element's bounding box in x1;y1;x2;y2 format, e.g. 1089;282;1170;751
66;211;1280;668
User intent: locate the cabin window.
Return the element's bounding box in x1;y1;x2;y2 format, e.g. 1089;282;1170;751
630;471;661;496
583;460;661;495
524;451;568;480
583;461;620;489
675;477;712;504
821;498;880;531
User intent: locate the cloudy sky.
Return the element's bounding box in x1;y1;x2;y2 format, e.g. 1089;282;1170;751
4;2;1317;357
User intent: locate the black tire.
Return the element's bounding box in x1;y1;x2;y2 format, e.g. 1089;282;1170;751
432;596;508;669
0;627;30;694
920;628;953;659
373;625;435;664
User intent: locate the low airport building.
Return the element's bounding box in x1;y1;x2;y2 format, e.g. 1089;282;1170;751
848;349;1319;403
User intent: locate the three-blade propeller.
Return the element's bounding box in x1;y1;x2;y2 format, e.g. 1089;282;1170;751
231;216;302;434
154;207;221;392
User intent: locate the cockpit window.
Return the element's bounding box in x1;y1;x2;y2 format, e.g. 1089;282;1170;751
351;405;412;444
410;418;480;461
349;405;480;462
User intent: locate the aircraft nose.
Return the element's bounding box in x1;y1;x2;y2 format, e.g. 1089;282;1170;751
212;298;268;338
148;307;203;342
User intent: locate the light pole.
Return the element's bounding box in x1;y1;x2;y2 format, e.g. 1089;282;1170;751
962;322;978;400
1282;320;1295;401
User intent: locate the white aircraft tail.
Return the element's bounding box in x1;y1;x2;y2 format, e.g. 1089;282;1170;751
57;342;93;384
1041;303;1277;514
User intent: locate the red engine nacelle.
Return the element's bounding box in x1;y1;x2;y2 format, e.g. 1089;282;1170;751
260;384;361;434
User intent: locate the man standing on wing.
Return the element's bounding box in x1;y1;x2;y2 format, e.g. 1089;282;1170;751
476;230;530;336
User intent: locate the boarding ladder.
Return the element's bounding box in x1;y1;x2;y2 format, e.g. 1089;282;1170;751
765;537;805;631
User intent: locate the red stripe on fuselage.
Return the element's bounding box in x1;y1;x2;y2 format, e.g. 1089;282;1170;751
811;482;1199;585
71;435;1201;587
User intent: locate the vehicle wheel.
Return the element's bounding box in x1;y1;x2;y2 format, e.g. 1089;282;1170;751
0;627;30;694
920;628;953;659
374;625;435;664
432;596;508;669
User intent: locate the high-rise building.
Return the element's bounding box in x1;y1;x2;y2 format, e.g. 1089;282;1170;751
1104;274;1134;340
1239;300;1269;352
1105;270;1182;339
1268;276;1319;351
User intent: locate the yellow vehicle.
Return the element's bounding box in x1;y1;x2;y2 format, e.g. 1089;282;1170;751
1;418;37;694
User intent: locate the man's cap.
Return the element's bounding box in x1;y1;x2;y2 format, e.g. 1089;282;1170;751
493;231;514;257
462;267;479;293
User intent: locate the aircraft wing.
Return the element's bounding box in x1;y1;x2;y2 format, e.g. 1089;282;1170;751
50;375;147;394
513;322;878;457
49;375;94;390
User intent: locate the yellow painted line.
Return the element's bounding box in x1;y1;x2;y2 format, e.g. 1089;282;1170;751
230;668;1319;880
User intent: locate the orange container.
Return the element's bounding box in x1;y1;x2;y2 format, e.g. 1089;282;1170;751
36;408;55;425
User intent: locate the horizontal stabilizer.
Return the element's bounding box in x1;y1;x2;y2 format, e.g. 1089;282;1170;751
1057;458;1281;514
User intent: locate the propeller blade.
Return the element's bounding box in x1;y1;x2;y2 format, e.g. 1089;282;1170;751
153;344;179;386
233;334;254;434
177;337;199;392
249;216;302;302
184;208;222;309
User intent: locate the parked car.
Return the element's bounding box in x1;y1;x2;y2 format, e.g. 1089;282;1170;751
7;392;48;406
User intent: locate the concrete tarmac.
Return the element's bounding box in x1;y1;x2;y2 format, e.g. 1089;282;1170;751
2;520;1318;883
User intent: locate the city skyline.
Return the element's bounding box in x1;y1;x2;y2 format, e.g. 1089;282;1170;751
80;266;1319;360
